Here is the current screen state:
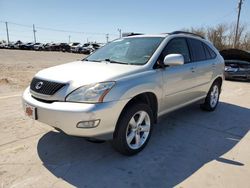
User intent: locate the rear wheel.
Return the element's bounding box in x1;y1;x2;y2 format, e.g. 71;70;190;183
112;103;153;155
200;81;221;111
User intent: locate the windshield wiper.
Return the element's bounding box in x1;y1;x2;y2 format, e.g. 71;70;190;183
103;59;129;65
83;59;102;62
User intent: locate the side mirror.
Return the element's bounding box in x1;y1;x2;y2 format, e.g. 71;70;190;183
163;54;184;66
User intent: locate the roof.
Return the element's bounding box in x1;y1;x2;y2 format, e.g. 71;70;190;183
124;31;205;40
124;33;168;38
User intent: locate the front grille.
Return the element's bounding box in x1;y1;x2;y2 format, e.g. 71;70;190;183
233;75;247;79
30;78;66;95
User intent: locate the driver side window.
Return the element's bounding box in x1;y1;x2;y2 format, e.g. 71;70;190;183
160;38;191;63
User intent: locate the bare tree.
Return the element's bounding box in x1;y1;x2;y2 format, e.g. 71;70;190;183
183;22;250;51
228;23;247;49
207;24;228;50
242;32;250;51
182;27;206;38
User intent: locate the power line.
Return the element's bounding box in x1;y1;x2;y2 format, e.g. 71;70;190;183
212;10;236;24
0;20;118;36
0;21;31;28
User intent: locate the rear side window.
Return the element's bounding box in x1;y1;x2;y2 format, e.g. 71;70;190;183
203;44;211;59
161;38;191;63
187;38;206;61
203;43;216;59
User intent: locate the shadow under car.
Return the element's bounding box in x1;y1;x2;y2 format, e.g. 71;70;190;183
37;102;250;188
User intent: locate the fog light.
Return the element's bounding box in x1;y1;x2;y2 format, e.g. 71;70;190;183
77;120;100;128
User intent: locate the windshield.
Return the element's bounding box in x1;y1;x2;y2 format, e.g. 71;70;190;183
85;37;164;65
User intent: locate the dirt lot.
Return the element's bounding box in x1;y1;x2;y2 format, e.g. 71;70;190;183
0;49;249;188
0;49;83;93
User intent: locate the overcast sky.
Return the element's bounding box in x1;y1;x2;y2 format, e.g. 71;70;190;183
0;0;249;43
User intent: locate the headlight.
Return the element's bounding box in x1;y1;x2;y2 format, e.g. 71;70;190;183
225;66;238;72
66;82;115;103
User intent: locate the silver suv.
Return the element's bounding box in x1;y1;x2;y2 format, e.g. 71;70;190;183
23;31;224;155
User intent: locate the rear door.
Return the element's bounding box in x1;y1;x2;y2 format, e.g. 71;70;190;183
187;38;216;97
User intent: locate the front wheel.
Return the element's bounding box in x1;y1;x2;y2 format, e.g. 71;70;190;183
200;81;221;111
112;103;153;155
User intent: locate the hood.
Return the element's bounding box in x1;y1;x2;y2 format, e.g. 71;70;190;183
35;61;143;86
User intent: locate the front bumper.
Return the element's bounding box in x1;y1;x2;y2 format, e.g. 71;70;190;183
224;71;250;80
70;48;78;52
22;88;129;140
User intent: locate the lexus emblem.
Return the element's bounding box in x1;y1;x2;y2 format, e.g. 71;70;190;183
35;81;44;90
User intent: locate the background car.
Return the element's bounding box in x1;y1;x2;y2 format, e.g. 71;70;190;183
13;40;23;49
33;43;45;51
0;41;7;48
220;49;250;81
69;42;81;52
79;43;94;54
58;43;71;52
224;60;250;80
44;43;57;51
79;43;101;54
19;42;35;50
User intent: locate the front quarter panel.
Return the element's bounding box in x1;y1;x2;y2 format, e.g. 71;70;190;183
104;69;164;109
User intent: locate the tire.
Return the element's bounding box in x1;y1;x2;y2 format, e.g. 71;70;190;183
200;81;221;111
112;103;153;155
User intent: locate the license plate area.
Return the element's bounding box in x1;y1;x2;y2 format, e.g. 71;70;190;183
25;103;37;120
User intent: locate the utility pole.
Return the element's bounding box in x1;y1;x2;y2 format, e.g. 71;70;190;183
33;24;37;43
68;35;71;43
106;34;109;43
118;28;122;38
5;22;10;45
234;0;243;48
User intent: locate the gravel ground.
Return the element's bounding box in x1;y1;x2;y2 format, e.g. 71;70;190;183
0;49;83;93
0;49;249;188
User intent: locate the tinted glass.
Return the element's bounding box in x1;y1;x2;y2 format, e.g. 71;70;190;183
161;38;190;63
207;45;216;58
188;39;206;61
203;44;211;59
203;43;217;59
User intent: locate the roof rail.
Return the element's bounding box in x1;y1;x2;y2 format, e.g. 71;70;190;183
122;32;144;37
169;31;205;39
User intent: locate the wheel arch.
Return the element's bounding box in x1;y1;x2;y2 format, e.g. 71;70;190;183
212;76;223;93
116;92;158;127
113;92;158;139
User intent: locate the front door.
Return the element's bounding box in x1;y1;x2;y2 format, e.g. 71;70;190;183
159;38;198;113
